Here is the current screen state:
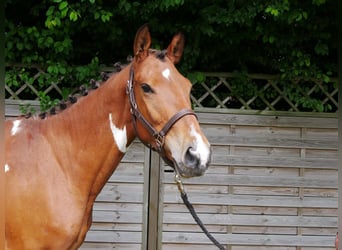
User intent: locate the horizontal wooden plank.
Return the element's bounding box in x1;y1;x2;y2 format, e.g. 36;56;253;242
162;244;300;250
89;222;142;232
230;166;337;177
163;183;336;198
82;232;338;248
196;112;338;128
84;231;142;243
163;193;338;208
162;213;337;228
231;226;337;236
109;162;145;183
163;204;301;215
109;175;144;184
212;155;338;169
210;146;338;160
93;202;143;212
162;224;227;234
167;203;337;215
207;134;338;149
163;224;337;237
80;243;141;250
202;124;337;140
164;174;338;188
92;211;142;224
95;184;144;203
162;244;230;250
162;232;336;247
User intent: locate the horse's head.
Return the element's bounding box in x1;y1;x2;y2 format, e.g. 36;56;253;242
128;24;211;178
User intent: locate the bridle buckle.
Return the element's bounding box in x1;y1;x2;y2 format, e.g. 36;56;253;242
154;133;165;152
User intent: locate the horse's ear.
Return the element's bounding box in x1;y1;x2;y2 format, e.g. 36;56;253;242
133;24;151;62
166;32;185;64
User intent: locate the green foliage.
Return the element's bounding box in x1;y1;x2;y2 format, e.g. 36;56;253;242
19;104;37;115
38;91;59;112
230;73;256;101
5;0;337;112
187;72;206;85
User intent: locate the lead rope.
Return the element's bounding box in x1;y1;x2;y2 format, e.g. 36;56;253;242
174;173;227;250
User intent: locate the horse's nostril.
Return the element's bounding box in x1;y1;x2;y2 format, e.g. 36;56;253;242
184;147;200;168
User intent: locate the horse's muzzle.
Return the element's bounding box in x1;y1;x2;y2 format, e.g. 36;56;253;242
175;145;211;178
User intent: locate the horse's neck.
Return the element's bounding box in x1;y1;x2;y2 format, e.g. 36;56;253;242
43;66;135;196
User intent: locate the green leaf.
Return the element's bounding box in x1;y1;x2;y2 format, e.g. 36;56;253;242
59;1;68;10
124;2;131;11
304;58;310;67
271;9;279;16
47;65;58;74
265;6;279;17
60;67;67;74
269;35;275;43
69;11;78;21
323;74;330;83
100;12;112;22
46;6;55;16
312;0;326;6
61;8;68;18
195;72;206;82
16;43;24;50
46;36;54;45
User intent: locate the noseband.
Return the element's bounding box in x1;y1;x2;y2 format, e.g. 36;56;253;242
126;66;197;154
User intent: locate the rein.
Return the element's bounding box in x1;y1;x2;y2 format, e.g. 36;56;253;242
127;66;226;249
174;173;227;250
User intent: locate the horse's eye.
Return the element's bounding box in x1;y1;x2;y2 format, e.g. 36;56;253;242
141;83;154;93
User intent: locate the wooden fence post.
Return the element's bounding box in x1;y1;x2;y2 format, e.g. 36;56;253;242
142;148;164;250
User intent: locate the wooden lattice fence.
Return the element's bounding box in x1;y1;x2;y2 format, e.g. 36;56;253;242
5;64;64;101
190;72;338;112
5;64;338;113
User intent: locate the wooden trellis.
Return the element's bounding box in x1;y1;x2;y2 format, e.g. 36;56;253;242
5;65;338;113
190;72;338;112
5;65;63;100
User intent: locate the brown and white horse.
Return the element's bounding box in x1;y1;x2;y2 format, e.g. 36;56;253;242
5;25;211;249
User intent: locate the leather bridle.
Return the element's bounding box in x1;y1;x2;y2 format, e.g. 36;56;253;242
126;66;197;155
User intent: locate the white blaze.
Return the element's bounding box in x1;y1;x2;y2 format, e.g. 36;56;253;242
190;124;211;164
11;120;22;136
109;113;127;153
4;164;10;173
162;68;170;80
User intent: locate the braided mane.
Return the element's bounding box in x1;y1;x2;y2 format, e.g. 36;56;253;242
21;61;127;120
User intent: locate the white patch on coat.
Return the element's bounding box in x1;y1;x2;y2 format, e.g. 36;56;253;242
11;120;22;136
162;68;170;80
4;164;10;173
190;124;211;164
109;113;127;153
